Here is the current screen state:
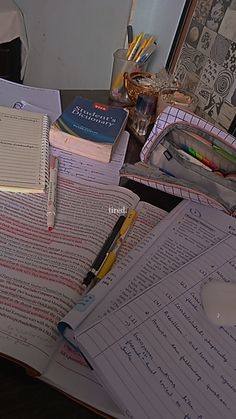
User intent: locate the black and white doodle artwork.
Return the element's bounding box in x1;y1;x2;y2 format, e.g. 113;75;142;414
174;0;236;129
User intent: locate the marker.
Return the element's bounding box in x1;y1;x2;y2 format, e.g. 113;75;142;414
178;149;212;171
181;144;218;170
47;156;59;231
83;215;126;287
212;145;236;164
127;25;133;46
96;210;138;280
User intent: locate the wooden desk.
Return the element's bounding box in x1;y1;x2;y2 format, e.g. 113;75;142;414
0;90;181;419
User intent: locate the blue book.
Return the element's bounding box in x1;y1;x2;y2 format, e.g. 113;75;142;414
50;96;128;162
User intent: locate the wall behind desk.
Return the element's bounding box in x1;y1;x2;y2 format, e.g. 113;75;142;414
14;0;132;89
14;0;187;89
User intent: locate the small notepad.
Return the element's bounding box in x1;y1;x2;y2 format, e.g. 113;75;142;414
0;106;49;192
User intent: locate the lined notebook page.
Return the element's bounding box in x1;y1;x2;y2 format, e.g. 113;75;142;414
0;106;49;192
78;235;236;419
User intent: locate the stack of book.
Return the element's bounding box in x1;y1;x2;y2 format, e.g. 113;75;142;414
49;96;129;163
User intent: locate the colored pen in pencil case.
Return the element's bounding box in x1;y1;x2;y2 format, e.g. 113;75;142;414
181;144;218;170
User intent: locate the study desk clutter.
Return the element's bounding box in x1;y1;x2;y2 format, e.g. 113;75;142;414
3;89;236;419
0;90;181;419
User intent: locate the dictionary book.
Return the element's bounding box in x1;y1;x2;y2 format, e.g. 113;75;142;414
49;96;128;163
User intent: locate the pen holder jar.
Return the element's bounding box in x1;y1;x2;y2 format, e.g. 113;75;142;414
109;49;149;105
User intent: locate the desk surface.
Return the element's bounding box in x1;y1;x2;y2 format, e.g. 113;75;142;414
0;90;180;419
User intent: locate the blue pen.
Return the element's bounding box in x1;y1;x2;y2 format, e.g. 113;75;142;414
159;168;176;178
138;43;157;63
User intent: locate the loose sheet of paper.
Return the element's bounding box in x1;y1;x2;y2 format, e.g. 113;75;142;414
63;201;234;334
41;340;125;419
0;77;61;123
92;201;232;320
50;131;129;185
77;234;236;419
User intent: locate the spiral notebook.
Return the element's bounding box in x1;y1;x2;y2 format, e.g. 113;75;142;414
0;106;49;192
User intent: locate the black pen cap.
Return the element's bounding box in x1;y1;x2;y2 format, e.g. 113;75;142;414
83;271;95;287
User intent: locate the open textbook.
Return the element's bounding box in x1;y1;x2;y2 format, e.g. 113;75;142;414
0;177;167;417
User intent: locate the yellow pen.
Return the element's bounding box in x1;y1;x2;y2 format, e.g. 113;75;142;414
133;37;149;62
127;33;139;59
113;32;145;90
135;35;156;62
96;209;138;280
127;32;145;60
113;34;142;90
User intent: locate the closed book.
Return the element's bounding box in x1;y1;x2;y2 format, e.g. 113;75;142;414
49;96;129;163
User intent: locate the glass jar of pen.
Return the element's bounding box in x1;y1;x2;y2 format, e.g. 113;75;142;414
109;33;157;104
109;49;149;104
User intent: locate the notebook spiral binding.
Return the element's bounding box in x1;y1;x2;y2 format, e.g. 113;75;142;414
40;115;50;190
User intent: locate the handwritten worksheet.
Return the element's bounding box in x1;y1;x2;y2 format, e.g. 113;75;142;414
77;234;236;419
62;200;235;334
41;341;124;418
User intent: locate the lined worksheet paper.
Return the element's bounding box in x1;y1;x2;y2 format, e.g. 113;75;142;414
78;235;236;419
41;341;124;419
65;201;234;335
0;106;48;190
50;131;129;185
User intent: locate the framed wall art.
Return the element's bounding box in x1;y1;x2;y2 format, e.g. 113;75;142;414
166;0;236;133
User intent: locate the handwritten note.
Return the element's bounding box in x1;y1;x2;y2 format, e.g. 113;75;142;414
77;235;236;419
42;341;124;418
67;201;234;334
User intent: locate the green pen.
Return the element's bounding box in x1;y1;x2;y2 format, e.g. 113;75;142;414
212;145;236;164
